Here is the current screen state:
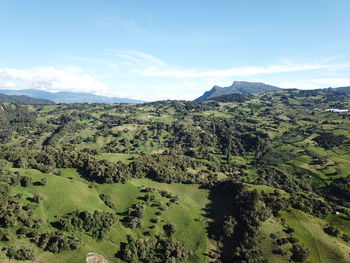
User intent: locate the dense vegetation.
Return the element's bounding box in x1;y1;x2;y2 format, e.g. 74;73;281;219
0;88;350;262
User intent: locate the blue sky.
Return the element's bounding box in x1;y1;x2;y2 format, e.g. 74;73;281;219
0;0;350;100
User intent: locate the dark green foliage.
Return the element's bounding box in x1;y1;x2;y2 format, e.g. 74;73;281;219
163;223;176;237
33;231;80;253
272;248;286;255
99;194;116;209
313;131;347;150
206;181;270;262
324;175;350;203
323;225;340;237
222;216;237;238
55;210;117;240
290;193;333;218
119;235;193;263
20;175;32;187
6;245;35;260
43;119;86;146
124;203;145;229
256;166;311;193
130;154;203;184
0;229;10;241
209;93;250;102
255;147;295;166
341;233;350;242
290;244;309;262
0;178;39;228
276;238;289;246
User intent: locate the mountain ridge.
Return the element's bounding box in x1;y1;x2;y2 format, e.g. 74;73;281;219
0;89;145;104
194;81;282;101
0;93;55;104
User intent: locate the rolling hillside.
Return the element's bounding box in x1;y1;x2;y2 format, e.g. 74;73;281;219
0;88;350;263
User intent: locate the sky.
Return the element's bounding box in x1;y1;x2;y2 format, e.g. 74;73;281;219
0;0;350;101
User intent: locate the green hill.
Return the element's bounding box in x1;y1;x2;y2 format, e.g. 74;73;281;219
0;88;350;263
194;81;281;101
0;93;54;104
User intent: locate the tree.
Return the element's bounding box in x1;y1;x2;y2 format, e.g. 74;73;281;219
290;244;309;262
223;216;237;238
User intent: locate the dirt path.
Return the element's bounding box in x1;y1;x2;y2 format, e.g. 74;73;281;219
86;253;112;263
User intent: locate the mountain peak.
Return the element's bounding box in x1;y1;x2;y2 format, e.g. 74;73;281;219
194;81;281;102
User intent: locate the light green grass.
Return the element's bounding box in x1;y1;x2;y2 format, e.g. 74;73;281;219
4;168;209;263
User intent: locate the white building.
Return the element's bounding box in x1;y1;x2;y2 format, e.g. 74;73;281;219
325;108;349;113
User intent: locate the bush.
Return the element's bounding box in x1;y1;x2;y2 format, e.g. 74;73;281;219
323;225;340;237
290;244;309;262
20;176;32;187
272;248;286;255
99;194;116;209
6;245;35;260
56;210;117;240
33;231;80;253
341;234;350;242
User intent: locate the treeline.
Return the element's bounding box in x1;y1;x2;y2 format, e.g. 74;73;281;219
118;235;193;263
55;210;117;240
2;145;219;184
207;181;270;262
207;180;314;263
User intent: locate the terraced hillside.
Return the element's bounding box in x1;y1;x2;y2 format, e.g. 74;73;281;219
1;88;350;263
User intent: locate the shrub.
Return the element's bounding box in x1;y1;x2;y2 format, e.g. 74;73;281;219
6;245;35;260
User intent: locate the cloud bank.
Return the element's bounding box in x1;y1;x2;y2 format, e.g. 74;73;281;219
0;67;110;95
1;51;350;100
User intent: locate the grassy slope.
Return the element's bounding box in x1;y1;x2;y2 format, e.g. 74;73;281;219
0;168;209;263
260;209;350;263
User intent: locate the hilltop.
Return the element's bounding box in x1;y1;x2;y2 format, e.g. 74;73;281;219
194;81;281;101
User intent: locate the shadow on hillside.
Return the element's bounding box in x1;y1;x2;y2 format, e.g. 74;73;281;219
201;181;246;263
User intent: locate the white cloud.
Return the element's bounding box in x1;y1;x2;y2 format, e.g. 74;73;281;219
138;62;350;78
0;67;111;95
2;51;349;101
109;50;167;68
274;78;350;90
102;51;350;79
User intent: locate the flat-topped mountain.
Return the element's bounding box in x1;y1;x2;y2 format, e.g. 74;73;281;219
0;89;145;104
194;81;281;101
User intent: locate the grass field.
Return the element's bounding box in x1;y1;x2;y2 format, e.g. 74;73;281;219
260;209;350;263
0;168;210;263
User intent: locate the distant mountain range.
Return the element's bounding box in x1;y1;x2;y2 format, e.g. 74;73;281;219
194;81;281;101
0;93;55;104
1;84;349;105
0;89;145;104
330;86;350;93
